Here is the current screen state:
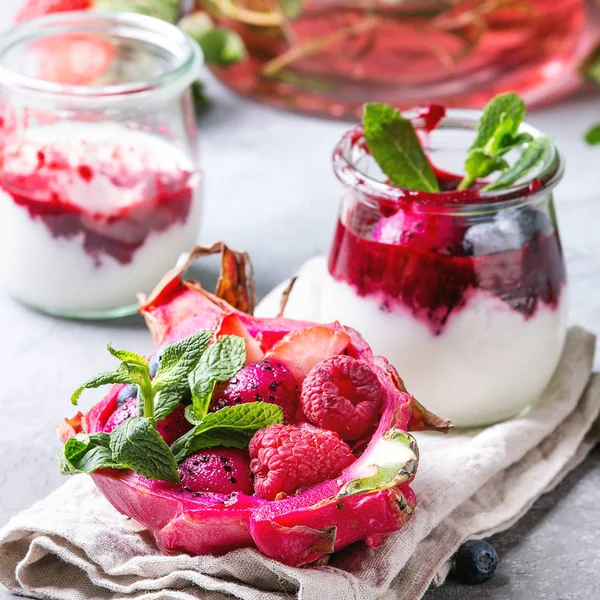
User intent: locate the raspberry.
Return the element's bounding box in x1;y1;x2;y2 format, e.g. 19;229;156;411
249;424;356;500
179;448;253;495
211;359;299;423
300;355;382;440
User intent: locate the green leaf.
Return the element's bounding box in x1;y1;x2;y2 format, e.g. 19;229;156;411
338;429;418;497
459;92;534;190
153;330;212;391
154;386;186;421
110;417;180;483
180;12;246;66
188;336;247;420
363;103;439;193
172;402;284;461
463;149;509;181
483;136;553;191
585;123;600;146
195;29;247;66
469;92;526;152
106;344;148;368
59;433;120;475
71;366;138;405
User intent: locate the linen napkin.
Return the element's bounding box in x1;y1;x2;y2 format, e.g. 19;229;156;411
1;270;599;600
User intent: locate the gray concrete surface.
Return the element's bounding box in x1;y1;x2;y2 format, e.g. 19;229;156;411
1;0;600;597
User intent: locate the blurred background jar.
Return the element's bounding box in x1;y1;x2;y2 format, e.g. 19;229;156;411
201;0;589;119
0;12;203;318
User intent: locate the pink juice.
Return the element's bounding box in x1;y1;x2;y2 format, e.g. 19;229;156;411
210;0;585;118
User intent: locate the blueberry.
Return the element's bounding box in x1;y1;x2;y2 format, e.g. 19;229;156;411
498;207;553;242
149;343;169;379
116;384;138;407
453;540;499;585
462;217;524;256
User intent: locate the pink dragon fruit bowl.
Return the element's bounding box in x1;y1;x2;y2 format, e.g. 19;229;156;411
59;244;451;568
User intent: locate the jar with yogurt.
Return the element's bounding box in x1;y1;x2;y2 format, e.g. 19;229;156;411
0;12;203;318
321;111;567;427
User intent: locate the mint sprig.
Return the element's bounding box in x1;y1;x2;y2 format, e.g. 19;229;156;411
483;136;553;191
188;336;247;422
457;92;541;190
152;330;212;420
61;330;265;484
363;103;439;193
172;402;284;462
71;330;213;421
363;93;548;194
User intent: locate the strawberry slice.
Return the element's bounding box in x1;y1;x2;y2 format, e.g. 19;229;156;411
217;313;264;363
265;325;351;381
15;0;92;23
36;34;115;85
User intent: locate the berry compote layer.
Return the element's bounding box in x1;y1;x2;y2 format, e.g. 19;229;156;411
321;195;567;427
0;122;201;315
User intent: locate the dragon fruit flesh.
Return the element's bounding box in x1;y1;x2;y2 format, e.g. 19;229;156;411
71;244;451;567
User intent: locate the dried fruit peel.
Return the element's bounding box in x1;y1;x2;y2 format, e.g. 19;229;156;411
81;244;451;566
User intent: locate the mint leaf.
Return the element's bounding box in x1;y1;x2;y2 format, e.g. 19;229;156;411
585;123;600;146
73;345;153;417
459;92;536;190
188;336;247;421
172;402;284;461
469;92;525;152
463;150;508;181
153;330;211;391
71;365;139;405
106;344;148;368
363;103;439;193
59;433;120;475
110;417;180;483
483;136;552;191
154;387;185;421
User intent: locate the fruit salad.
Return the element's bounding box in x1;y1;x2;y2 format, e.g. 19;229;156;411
283;94;568;427
58;244;451;566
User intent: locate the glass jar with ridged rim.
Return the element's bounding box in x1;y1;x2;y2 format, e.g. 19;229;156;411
0;12;203;319
322;109;567;427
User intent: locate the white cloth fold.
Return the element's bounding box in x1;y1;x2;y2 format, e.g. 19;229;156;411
1;317;598;600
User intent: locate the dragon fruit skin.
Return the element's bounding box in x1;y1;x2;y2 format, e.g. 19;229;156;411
81;244;450;566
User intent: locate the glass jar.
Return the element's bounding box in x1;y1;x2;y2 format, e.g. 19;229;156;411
323;110;567;427
0;12;203;319
208;0;585;119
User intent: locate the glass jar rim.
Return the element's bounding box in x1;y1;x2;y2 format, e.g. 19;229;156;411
332;108;564;215
0;11;203;107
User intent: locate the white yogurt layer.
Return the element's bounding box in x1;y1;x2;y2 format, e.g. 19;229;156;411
256;257;568;427
0;123;201;316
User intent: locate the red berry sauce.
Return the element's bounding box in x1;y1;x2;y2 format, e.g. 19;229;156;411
0;129;196;265
328;215;565;335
